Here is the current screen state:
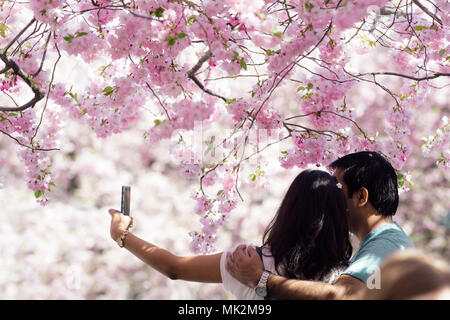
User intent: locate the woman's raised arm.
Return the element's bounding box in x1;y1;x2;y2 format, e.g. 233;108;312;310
108;209;222;283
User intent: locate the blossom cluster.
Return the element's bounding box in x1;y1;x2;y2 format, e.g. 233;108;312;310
422;116;450;170
0;0;448;256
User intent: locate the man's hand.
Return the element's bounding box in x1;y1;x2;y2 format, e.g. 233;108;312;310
225;244;264;288
108;208;132;241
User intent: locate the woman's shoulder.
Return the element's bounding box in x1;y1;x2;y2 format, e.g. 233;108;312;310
323;267;345;284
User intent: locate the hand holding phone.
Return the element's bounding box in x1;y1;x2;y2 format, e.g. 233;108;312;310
121;186;131;216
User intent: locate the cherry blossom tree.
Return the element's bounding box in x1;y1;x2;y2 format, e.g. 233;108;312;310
0;0;449;256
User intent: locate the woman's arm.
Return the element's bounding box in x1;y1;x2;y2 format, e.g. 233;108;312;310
123;233;222;283
108;209;222;283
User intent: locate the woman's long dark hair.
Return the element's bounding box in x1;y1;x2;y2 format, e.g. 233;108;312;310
262;170;352;281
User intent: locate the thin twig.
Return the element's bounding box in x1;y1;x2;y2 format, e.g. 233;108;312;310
145;82;172;120
31;31;52;77
30;42;61;144
0;129;60;151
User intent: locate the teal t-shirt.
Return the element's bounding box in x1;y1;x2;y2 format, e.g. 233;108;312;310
342;222;414;283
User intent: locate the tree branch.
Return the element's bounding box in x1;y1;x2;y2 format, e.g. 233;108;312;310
187;50;228;102
411;0;443;26
2;18;36;55
0;54;46;112
285;109;372;141
356;71;450;82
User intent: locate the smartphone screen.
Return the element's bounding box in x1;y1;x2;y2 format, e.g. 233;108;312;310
121;186;131;215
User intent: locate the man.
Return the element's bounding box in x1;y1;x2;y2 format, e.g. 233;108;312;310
225;151;414;299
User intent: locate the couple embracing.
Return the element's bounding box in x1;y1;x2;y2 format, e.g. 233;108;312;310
108;151;413;299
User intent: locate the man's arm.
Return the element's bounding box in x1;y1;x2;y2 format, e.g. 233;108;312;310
266;274;366;300
225;244;366;299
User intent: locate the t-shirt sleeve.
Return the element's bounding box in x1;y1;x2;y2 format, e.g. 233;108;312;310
219;246;263;300
219;248;237;293
342;232;413;283
342;243;382;283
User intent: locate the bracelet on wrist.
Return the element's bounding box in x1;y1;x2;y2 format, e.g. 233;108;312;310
117;217;134;248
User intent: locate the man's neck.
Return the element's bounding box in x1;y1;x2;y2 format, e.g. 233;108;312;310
356;215;393;241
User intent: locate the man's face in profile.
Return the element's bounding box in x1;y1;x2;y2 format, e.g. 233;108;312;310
332;167;355;233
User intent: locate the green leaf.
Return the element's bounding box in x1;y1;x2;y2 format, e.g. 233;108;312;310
302;92;313;100
165;36;176;46
272;32;282;38
439;49;446;56
297;86;306;92
8;112;17;117
204;140;214;156
187;15;196;26
103;86;114;96
304;3;314;11
0;22;8;38
184;1;196;9
68;92;78;102
177;32;187;39
154;7;165;18
75;32;88;37
413;25;427;31
256;165;264;176
225;98;236;104
307;83;313;90
154;119;162;127
34;190;43;199
28;78;37;89
204;143;213;156
239;58;247;71
264;49;275;56
63;35;73;44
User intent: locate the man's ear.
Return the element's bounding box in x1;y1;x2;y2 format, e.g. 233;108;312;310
356;187;369;207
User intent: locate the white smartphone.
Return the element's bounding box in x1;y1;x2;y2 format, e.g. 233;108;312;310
121;186;131;216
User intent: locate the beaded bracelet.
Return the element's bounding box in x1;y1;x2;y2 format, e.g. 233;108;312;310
117;217;134;248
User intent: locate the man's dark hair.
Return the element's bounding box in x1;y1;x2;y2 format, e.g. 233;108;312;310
329;151;399;216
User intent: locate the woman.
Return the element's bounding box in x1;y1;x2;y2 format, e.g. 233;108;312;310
107;170;352;299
